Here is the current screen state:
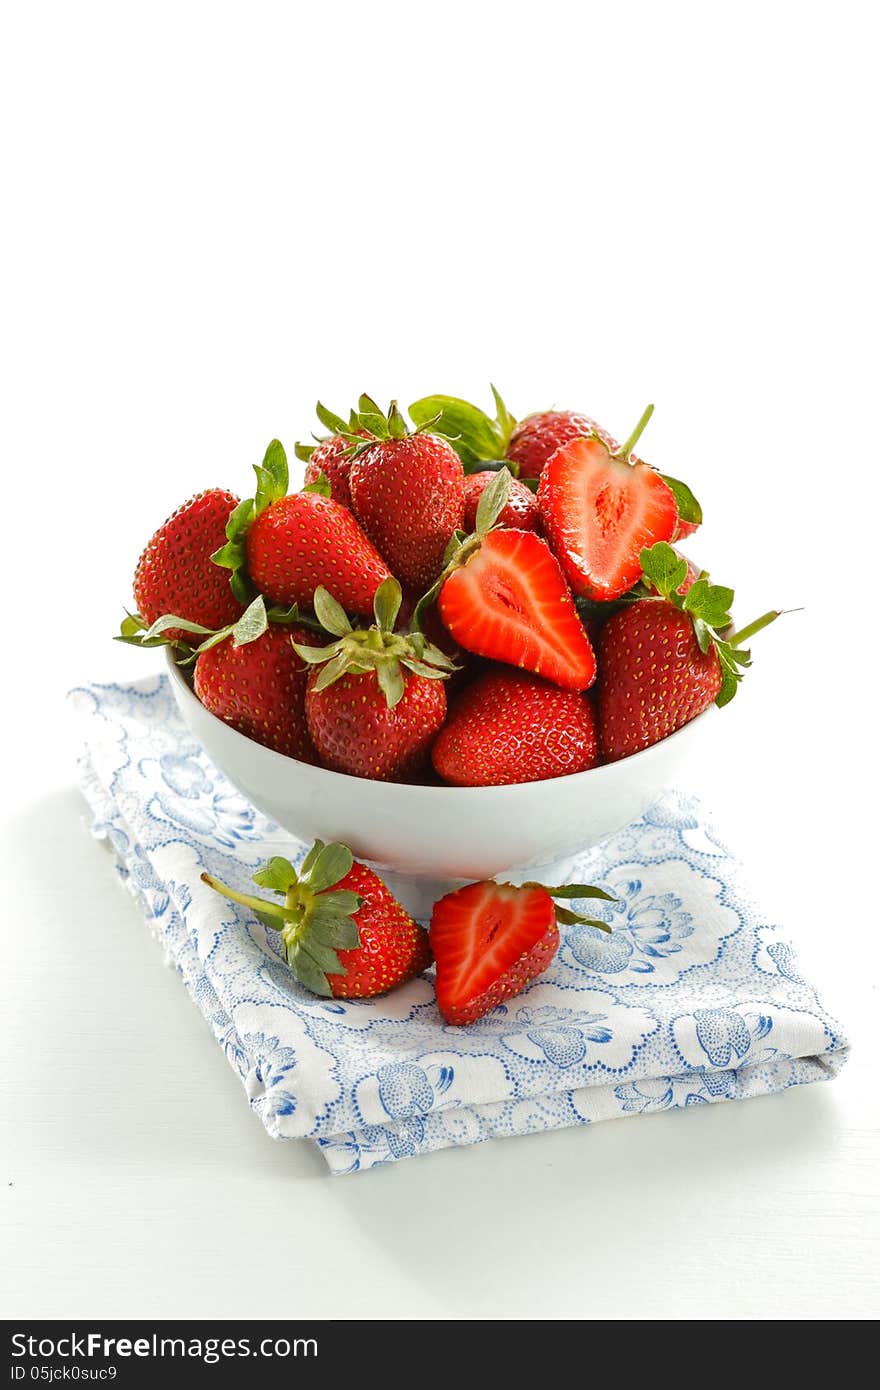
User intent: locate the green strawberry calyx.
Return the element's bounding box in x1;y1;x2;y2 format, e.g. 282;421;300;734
408;385;517;472
201;842;364;997
412;466;513;630
639;541;785;708
209;439;331;604
293;401;361;464
292;577;456;710
297;395;442;465
115;592;324;664
517;880;617;932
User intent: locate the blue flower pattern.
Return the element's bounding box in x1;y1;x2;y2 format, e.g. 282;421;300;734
70;678;850;1174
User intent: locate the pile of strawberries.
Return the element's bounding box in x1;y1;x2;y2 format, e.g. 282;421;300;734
122;387;780;786
121;387;783;1022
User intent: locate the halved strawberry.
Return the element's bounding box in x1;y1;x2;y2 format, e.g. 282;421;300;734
430;878;613;1026
438;529;596;692
538;405;679;602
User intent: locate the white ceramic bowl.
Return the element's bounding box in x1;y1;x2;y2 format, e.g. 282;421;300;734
167;652;714;917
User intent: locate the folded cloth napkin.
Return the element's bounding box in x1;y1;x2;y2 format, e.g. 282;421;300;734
70;675;848;1174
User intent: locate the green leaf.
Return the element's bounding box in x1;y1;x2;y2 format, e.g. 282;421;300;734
554;907;612;931
373;577;402;632
302;472;332;498
210;497;254;604
266;602;301;626
715;663;740;708
114;631;172;649
387;401;408;439
300;840;325;877
353;396;388;439
357;412;388;439
231;595;269;646
639;541;687;600
543;884;617;901
474;466;512;535
210;539;242;571
253;439;289;514
309;909;361;950
661;473;703;527
286;943;333;997
311;889;361;918
141;612;216;642
300;938;345;977
376;657;405;708
252;856;299;894
315;402;349;435
306;842;354;894
684;583;734;629
310;648;351;690
294;441;315;463
225;497;255;544
312;586;353;637
408;394;503;465
401;658;451;679
292;639;340;664
575;587;648;624
419;641;456;669
189;628;232;656
691;616;712;654
119;612;147;637
442;528;468;566
490;383;517;444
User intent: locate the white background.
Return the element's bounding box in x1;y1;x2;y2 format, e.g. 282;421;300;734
2;0;878;1320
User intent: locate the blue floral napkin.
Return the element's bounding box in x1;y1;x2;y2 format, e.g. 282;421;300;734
70;676;848;1174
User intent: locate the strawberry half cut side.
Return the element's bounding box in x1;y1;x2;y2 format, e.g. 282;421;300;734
538;405;680;602
438;528;596;691
430;879;614;1026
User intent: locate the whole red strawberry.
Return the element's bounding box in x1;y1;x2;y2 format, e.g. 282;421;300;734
463;470;540;533
133;489;243;642
597;541;779;761
212;438;392;619
433;670;598;786
506;410;607;480
598;601;721;762
295;580;452;781
340;397;465;589
193;621;320;763
202;842;431;1000
430;877;613;1026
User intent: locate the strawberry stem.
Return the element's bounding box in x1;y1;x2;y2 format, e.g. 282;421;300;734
200;871;289;922
727;609;788;648
617;403;654;462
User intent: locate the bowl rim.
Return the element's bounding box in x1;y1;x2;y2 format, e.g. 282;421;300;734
166;648;715;799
